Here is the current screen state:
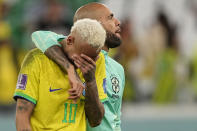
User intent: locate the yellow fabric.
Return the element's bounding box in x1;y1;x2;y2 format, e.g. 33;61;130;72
0;21;11;40
14;48;107;131
0;45;17;105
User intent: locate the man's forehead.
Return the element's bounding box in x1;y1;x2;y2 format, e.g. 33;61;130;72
94;8;112;21
73;3;114;22
98;7;113;18
97;5;111;14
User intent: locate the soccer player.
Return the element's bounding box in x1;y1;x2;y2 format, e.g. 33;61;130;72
14;19;107;131
32;3;125;131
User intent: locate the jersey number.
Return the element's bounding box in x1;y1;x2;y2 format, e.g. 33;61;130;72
62;103;78;123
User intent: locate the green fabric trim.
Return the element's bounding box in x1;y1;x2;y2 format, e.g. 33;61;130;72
14;92;37;104
101;97;108;103
62;103;68;123
57;38;65;42
69;103;77;123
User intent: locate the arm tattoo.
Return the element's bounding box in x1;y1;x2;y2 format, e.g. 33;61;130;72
17;99;30;113
16;99;35;114
16;99;34;131
17;105;28;112
45;45;72;72
85;80;104;127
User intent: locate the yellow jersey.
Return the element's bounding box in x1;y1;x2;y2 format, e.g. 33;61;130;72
14;48;107;131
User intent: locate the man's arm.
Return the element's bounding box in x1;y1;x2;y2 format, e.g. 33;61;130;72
73;54;105;127
45;45;85;100
45;45;76;80
32;31;73;72
16;98;35;131
32;31;84;100
85;80;105;127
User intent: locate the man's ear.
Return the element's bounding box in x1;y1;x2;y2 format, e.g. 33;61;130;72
66;35;75;45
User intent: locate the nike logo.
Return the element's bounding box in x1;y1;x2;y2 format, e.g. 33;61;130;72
49;87;62;92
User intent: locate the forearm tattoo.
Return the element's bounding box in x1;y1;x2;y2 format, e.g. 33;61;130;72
45;45;71;70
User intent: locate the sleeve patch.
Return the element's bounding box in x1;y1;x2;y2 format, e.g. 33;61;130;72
16;74;27;90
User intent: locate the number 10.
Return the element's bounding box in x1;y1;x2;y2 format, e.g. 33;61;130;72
62;103;78;123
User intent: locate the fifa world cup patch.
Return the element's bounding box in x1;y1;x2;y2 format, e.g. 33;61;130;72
16;74;28;90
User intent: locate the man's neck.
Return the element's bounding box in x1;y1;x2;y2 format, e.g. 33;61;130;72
102;45;109;52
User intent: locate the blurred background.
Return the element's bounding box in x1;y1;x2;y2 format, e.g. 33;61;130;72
0;0;197;130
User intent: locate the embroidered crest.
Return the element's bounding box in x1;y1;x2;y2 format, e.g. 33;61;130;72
111;76;120;94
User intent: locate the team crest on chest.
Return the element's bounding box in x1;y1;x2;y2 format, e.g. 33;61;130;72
110;75;120;94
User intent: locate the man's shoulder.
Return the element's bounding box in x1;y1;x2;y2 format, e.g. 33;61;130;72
108;56;124;71
27;48;49;60
28;48;43;55
96;52;105;66
22;48;50;66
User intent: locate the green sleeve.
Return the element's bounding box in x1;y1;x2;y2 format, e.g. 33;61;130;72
31;31;66;52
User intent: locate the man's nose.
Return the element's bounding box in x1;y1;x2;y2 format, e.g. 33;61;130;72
115;18;121;27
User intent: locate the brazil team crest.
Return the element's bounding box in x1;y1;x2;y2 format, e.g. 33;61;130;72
110;75;120;94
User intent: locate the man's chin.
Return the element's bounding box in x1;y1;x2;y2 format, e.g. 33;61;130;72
105;39;122;48
106;31;122;48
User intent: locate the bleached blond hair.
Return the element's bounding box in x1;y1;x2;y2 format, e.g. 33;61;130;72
70;18;106;50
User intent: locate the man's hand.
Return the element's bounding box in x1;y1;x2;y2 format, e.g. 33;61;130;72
70;54;96;103
72;54;104;127
67;67;85;101
72;54;96;82
45;45;85;101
